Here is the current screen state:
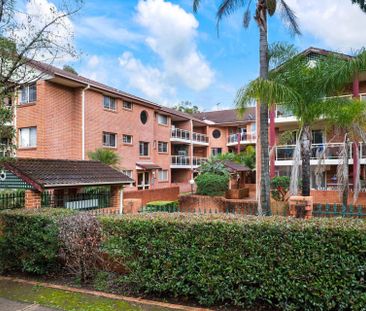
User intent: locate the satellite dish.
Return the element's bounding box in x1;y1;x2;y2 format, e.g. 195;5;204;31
0;170;6;182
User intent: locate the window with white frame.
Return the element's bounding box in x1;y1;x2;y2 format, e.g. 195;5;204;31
122;101;133;110
19;127;37;148
123;134;133;144
103;132;116;147
158;141;168;153
20;83;37;104
121;170;133;179
158;169;168;181
103;96;116;110
139;141;149;156
157;114;168;125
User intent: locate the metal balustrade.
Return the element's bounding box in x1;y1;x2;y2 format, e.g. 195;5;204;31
171;128;209;144
192;132;209;143
171;156;207;167
227;133;256;144
171;128;190;141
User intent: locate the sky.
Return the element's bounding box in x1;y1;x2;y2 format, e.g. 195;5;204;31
22;0;366;111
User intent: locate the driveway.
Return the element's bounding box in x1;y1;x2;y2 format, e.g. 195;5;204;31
0;297;59;311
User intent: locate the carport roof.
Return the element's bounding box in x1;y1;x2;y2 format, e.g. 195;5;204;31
4;158;134;191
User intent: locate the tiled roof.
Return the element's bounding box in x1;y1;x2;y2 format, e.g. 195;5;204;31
5;158;134;191
193;107;256;125
223;160;250;173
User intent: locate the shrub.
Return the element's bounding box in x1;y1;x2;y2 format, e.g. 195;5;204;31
101;214;366;309
271;176;290;201
198;158;230;177
58;214;103;284
195;173;229;196
0;208;73;274
144;201;178;212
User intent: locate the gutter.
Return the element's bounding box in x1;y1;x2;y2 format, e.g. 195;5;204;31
81;84;90;160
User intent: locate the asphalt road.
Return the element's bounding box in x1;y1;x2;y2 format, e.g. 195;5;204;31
0;297;59;311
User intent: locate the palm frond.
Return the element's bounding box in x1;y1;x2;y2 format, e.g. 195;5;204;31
243;0;252;28
193;0;201;12
278;0;301;36
268;42;298;70
352;0;366;12
216;0;246;32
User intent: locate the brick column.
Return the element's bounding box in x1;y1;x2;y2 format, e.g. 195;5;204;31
110;185;123;213
25;190;42;209
289;196;313;219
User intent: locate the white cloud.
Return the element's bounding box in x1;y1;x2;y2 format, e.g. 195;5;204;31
11;0;76;62
286;0;366;52
76;16;143;47
134;0;214;91
119;51;175;102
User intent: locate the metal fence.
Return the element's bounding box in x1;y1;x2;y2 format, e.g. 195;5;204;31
0;191;25;210
313;203;366;218
41;190;112;211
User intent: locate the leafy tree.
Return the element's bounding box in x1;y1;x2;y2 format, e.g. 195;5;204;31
0;0;83;159
270;176;290;201
173;101;200;114
237;47;366;197
352;0;366;11
63;65;78;75
215;146;256;170
193;0;301;216
198;157;230;177
87;148;120;167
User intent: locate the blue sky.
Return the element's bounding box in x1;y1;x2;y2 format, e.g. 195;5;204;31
55;0;366;111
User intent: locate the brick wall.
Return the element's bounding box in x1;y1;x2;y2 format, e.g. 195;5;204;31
311;190;366;205
124;186;179;205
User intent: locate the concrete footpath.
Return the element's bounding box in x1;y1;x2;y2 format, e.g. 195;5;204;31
0;297;58;311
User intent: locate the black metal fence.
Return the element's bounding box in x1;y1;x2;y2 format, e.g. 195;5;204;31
313;203;366;218
0;191;25;210
41;190;112;211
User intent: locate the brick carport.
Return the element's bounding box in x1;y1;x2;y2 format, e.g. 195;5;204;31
0;158;134;213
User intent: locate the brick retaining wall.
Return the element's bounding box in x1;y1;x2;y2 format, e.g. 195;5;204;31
124;186;179;206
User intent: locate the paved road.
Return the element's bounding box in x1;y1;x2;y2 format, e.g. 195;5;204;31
0;297;59;311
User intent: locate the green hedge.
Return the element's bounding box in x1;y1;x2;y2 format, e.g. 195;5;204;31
195;172;229;196
0;208;73;274
2;209;366;310
143;201;178;212
101;214;366;309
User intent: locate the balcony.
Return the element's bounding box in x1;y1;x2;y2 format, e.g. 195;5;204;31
275;143;353;165
227;133;256;146
170;156;207;169
171;128;209;145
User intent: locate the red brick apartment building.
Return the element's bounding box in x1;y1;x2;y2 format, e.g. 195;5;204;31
0;61;256;192
1;47;366;193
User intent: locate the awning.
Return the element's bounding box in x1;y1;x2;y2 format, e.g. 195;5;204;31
136;162;161;170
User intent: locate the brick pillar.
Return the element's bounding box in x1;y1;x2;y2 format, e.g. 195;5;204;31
110;185;123;213
25;190;42;209
288;196;313;219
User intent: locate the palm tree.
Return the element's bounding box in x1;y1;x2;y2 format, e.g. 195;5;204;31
193;0;300;216
352;0;366;11
87;148;120;168
236;49;366;197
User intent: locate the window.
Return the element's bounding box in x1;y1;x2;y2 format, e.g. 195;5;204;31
19;127;37;148
103;132;116;147
158;170;168;181
121;170;133;179
20;83;37;104
212;129;221;139
137;172;150;190
123;101;133;110
103;96;116;110
158;141;168;153
157;114;168;125
123;134;133;144
140;110;148;124
139;141;149;156
211;148;222;156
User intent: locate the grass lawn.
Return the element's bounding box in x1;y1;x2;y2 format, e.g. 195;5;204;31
0;279;170;311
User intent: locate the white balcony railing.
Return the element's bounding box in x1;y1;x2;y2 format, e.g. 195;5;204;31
192;132;209;144
171;156;207;167
228;132;256;144
171;128;190;141
275;143;353;161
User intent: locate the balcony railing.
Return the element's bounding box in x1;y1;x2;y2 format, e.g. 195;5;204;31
276;106;294;118
171;128;190;141
171;156;207;167
275;143;352;161
228;133;256;144
192;132;209;144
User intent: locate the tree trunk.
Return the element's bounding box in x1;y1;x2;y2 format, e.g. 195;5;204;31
343;143;349;208
301;125;311;196
258;1;271;215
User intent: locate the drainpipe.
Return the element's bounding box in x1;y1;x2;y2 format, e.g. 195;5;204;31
81;84;90;160
269;105;276;178
353;78;360;189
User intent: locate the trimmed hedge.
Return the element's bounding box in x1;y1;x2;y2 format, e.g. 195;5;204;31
0;208;73;274
1;209;366;310
143;201;178;212
101;214;366;309
195;173;229;196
